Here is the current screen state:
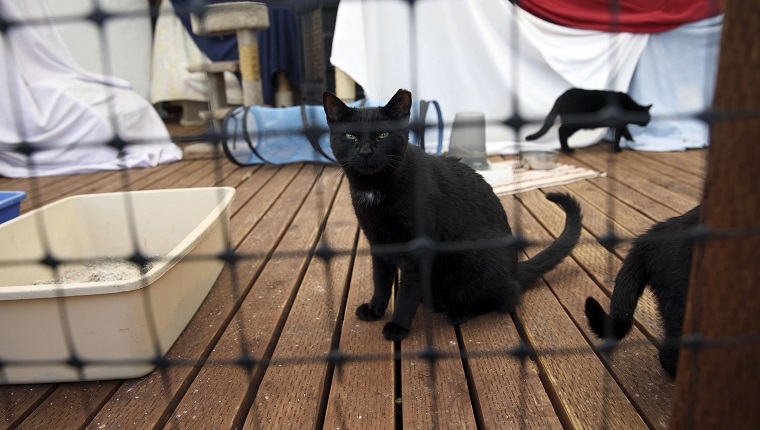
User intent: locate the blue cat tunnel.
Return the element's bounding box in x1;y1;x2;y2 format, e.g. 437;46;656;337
221;100;443;166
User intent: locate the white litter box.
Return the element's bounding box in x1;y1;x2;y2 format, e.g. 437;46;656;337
0;187;235;384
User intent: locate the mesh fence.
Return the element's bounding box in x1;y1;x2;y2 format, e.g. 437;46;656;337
0;0;757;429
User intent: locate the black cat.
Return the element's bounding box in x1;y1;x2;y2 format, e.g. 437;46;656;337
584;206;700;377
324;89;583;341
526;88;652;153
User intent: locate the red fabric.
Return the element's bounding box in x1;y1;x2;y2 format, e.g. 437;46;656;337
516;0;723;33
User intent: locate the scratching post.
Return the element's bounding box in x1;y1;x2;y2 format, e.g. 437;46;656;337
334;66;356;102
191;2;270;109
185;61;239;129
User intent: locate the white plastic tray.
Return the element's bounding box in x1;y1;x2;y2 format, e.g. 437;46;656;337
0;187;235;384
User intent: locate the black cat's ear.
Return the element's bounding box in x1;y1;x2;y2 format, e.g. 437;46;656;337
323;91;351;123
382;89;412;120
645;104;653;111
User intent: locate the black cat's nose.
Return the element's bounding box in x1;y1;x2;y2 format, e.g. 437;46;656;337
359;145;373;160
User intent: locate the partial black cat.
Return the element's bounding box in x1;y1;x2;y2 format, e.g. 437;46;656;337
584;206;701;377
323;89;583;342
526;88;652;153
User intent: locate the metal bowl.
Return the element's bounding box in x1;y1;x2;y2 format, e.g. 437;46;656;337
520;150;558;170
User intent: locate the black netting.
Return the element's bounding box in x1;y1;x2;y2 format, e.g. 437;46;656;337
0;0;757;429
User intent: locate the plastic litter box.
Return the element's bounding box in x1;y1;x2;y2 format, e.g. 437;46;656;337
0;187;235;384
0;191;26;224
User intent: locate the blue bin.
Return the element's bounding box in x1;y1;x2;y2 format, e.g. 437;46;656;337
0;191;26;223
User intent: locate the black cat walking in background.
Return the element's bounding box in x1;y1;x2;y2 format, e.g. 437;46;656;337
324;89;583;341
526;88;652;153
584;206;700;377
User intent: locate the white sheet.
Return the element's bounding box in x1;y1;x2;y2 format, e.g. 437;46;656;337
43;0;153;100
623;14;723;152
330;0;649;154
0;0;182;178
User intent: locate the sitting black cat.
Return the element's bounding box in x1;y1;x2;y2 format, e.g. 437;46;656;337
526;88;652;153
584;206;700;377
323;89;583;341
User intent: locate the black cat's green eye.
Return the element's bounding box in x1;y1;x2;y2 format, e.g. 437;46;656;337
377;132;389;139
345;134;357;140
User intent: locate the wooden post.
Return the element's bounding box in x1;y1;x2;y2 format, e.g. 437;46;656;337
334;66;356;102
670;1;760;429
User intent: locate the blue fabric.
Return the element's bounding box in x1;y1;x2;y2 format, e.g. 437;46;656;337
171;0;239;63
258;7;301;106
621;14;723;151
222;101;443;166
171;1;301;106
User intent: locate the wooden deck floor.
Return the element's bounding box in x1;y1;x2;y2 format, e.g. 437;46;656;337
0;129;706;430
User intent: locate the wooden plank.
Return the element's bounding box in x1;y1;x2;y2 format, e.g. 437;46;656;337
16;382;120;430
400;310;477;430
635;150;707;179
630;154;704;196
243;179;359;429
512;258;648;429
16;159;201;214
554;157;680;224
580;148;703;202
460;313;562;429
323;234;396;430
569;149;693;213
624;150;706;186
230;164;303;247
569;149;699;214
516;189;665;341
13;170;120;212
17;161;193;213
530;181;636;258
562;178;658;237
85;166;324;430
162;168;343;430
181;156;244;188
225;165;278;216
143;158;228;190
0;385;56;430
509;195;674;429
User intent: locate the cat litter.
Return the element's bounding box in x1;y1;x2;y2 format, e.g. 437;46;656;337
32;257;157;285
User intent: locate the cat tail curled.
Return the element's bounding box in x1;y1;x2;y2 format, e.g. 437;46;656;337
525;100;561;141
585;248;648;340
516;192;582;289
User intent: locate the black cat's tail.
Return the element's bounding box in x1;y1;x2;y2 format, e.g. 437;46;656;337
526;101;561;141
516;192;582;289
584;248;648;340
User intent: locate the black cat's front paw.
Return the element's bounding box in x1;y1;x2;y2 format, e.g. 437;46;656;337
561;147;575;154
382;322;410;342
356;303;384;321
